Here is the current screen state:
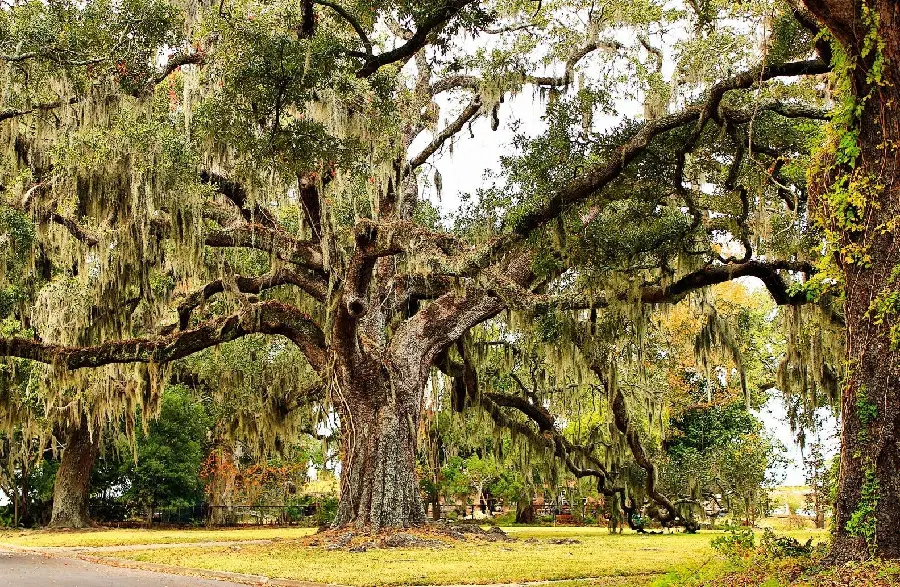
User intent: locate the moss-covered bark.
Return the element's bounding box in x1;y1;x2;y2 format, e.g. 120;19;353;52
48;420;99;529
804;0;900;561
331;371;426;529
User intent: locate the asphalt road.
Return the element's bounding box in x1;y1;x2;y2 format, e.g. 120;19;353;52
0;550;246;587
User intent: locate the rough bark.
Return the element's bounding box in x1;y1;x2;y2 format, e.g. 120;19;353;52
804;0;900;562
49;420;99;529
331;365;426;529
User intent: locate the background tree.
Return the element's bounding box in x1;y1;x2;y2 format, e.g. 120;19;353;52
803;440;835;530
117;385;210;521
663;403;787;527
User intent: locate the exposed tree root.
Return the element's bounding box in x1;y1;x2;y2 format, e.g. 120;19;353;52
305;523;513;551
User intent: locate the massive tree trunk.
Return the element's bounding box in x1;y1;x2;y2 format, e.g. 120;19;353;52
805;0;900;561
49;419;99;529
331;366;426;529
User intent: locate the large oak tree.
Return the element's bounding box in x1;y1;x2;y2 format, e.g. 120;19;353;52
0;0;847;534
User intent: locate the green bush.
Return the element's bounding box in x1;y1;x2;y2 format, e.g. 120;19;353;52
760;528;814;558
314;496;338;526
711;523;755;561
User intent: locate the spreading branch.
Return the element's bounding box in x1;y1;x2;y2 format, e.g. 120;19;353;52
356;1;477;78
1;52;203;122
0;97;81;123
505;58;830;239
409;97;482;169
175;267;328;330
205;224;324;272
200;171;279;229
0;300;328;372
530;260;814;311
528;39;623;87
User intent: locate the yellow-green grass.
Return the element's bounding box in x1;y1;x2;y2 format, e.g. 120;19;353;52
108;530;831;586
0;526;317;548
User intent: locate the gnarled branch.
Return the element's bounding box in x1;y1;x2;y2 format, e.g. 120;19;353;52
356;1;477;78
175;267;327;330
0;300;328;372
201;171;279;230
205;224;324;272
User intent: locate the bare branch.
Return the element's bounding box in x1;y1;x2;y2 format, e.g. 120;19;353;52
528;40;623;87
409;97;482;169
313;0;373;57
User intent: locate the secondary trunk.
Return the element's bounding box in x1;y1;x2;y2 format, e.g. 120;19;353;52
516;499;535;524
811;0;900;561
331;374;426;529
49;420;99;529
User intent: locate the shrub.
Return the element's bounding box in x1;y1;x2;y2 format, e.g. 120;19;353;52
760;528;814;558
711;522;755;561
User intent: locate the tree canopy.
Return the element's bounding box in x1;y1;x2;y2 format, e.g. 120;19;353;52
0;0;880;547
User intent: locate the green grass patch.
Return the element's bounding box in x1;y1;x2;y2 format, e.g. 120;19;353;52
112;531;721;586
0;526;317;548
2;525;833;586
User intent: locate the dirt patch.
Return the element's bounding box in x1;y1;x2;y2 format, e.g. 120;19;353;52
302;523;513;551
546;538;582;545
302;527;452;551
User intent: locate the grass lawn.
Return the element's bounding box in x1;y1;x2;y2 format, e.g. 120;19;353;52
106;528;829;586
0;526;318;547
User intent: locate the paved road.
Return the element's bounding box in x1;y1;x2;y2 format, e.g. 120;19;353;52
0;550;247;587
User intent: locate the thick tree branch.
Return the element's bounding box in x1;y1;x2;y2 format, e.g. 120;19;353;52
200;171;279;229
356;1;477;78
0;300;327;372
341;219;466;319
175;267;327;330
532;260;813;311
610;387;679;523
505;58;830;239
141;51;205;95
205;224;324;272
799;1;858;50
